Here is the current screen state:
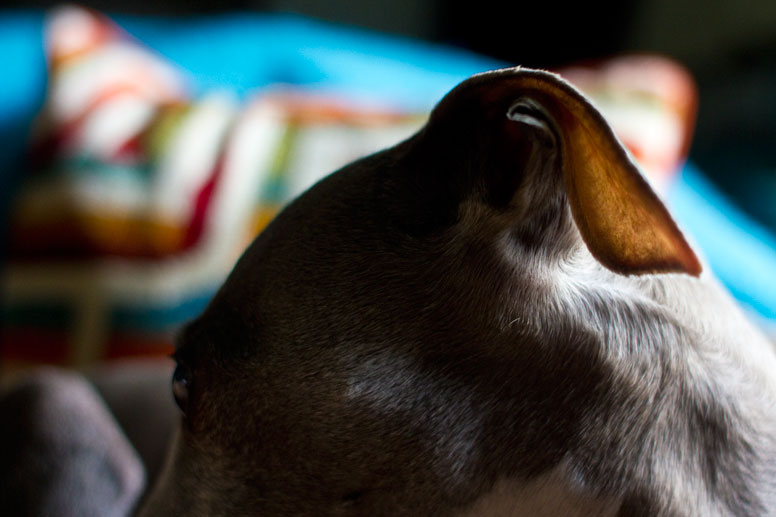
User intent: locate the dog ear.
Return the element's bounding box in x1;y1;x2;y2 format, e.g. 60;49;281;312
437;69;701;277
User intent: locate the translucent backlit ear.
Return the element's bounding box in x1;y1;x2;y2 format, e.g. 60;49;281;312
466;69;701;276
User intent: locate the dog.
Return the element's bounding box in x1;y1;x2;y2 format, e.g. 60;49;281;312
139;67;776;516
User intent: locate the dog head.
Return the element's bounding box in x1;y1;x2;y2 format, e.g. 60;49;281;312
141;68;774;515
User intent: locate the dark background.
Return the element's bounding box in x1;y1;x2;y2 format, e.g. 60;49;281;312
3;0;776;227
4;0;776;70
5;0;776;71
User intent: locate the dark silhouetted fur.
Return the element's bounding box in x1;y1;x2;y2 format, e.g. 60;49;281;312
141;68;776;516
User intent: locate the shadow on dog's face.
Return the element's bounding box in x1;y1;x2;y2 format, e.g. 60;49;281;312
140;68;701;515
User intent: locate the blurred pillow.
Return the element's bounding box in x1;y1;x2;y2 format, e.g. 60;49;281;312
12;6;194;258
2;6;424;368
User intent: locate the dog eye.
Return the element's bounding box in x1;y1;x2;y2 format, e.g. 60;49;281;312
172;363;191;415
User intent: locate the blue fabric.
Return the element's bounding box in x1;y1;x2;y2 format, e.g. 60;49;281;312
114;13;503;109
0;11;47;236
1;9;775;325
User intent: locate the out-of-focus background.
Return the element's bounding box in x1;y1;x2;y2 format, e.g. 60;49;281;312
2;0;776;373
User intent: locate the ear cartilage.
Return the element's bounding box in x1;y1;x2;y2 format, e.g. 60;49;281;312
478;69;702;277
507;98;550;130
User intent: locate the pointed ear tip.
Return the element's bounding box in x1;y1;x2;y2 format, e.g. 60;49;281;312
668;231;703;277
598;243;703;277
643;250;703;277
682;251;703;277
651;244;704;277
